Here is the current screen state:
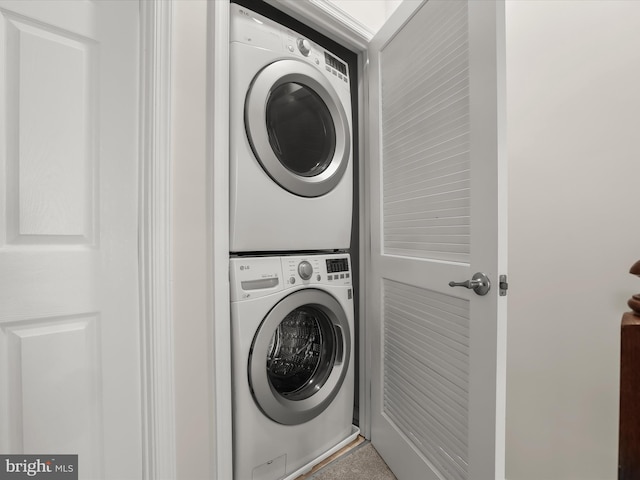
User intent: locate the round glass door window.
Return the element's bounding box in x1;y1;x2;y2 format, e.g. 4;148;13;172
248;288;350;425
266;305;336;401
266;83;336;178
244;59;351;198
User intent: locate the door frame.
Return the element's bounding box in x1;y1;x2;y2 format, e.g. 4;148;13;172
139;1;177;479
208;2;234;479
180;1;506;479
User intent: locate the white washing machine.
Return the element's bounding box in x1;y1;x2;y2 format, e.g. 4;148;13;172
230;3;353;253
230;253;355;480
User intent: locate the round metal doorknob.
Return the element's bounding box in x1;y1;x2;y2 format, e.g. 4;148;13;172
448;272;491;296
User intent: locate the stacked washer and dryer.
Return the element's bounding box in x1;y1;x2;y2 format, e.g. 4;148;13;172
229;3;356;480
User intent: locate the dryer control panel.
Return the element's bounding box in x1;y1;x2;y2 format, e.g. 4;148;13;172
230;3;350;88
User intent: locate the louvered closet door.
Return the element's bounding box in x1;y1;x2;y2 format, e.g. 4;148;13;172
366;1;507;479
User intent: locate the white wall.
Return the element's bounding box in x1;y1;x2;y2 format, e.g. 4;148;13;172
506;1;640;478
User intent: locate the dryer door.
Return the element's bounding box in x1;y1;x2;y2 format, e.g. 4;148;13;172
249;289;351;425
245;59;351;198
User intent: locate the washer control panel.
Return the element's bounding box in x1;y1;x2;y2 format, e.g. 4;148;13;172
282;254;351;288
230;256;283;301
230;254;351;301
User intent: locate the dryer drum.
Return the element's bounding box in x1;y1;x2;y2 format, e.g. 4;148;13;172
244;59;351;198
266;82;337;177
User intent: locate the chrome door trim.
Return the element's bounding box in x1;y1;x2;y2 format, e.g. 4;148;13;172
249;289;351;425
245;59;351;198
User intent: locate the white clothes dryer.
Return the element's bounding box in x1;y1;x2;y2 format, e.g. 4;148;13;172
230;3;353;253
230;253;355;480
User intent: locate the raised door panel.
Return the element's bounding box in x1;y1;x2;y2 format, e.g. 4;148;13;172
0;315;102;476
2;16;96;243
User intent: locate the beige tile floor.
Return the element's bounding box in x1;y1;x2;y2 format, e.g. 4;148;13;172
297;438;397;480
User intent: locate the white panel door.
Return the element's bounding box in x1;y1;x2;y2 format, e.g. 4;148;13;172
0;1;141;478
367;1;507;479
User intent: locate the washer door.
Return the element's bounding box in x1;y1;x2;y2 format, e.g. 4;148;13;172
245;59;351;198
249;289;351;425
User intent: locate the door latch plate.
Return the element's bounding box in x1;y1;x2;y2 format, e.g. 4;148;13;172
499;275;508;296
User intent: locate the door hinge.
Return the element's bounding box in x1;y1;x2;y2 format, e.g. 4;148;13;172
499;275;508;296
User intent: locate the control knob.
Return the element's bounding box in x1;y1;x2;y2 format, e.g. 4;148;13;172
297;38;311;57
298;261;313;280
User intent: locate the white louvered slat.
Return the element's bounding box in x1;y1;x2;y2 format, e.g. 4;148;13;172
385;229;470;243
384;193;469;213
385;178;470;204
383;279;470;480
381;2;467;104
385;118;470;164
384;358;467;453
384;208;469;223
385;334;467;412
384;360;468;454
382;69;468;133
385;163;470;195
385;323;468;389
384;216;469;227
381;0;470;264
